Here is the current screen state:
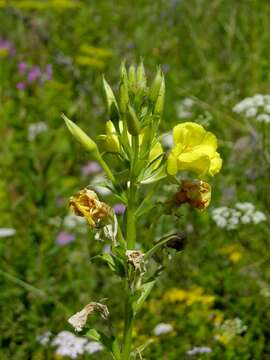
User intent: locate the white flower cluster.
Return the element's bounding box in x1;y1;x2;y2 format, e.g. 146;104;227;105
153;323;173;336
28;121;48;141
41;331;104;359
212;202;266;230
233;94;270;123
0;228;16;237
215;317;247;343
186;346;212;356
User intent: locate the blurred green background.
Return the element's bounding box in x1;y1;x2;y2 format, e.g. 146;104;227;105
1;0;270;359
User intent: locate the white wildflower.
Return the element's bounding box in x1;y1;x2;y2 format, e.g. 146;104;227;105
153;323;173;336
186;346;212;355
37;331;52;345
162;132;173;148
63;214;86;229
28;122;48;141
52;331;88;359
0;228;16;237
233;94;270;124
84;341;103;354
212;202;266;230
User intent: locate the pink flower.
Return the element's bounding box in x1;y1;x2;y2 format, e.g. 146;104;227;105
18;62;28;74
56;231;75;246
28;66;41;82
113;203;126;215
16;82;26;90
81;162;102;176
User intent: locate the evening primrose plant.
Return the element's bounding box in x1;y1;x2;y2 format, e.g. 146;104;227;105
62;61;222;359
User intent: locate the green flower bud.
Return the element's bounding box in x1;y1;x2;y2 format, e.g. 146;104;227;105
119;81;129;114
154;75;165;115
136;60;146;89
127;104;140;135
149;68;162;103
128;64;136;92
104;120;120;153
62;114;99;155
102;76;119;121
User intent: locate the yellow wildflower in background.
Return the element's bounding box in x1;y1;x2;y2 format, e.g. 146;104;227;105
167;122;222;176
163;286;215;307
220;245;243;263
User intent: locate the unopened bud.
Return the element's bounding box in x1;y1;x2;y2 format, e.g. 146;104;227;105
154;75;165;115
175;180;211;210
126;104;140;135
128;64;136;92
137;60;147;89
166;232;187;251
149;68;162;103
62;114;99;155
104;121;120;153
102;76;119;121
119;81;129;114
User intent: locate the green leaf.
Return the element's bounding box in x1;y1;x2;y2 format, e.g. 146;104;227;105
91;253;126;277
86;329;121;360
102;76;119;121
134;280;156;311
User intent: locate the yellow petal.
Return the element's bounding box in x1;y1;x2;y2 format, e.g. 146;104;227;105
173;122;205;147
209;152;222;175
178;150;211;175
167;153;178;175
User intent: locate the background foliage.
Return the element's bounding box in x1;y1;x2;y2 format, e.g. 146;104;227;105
1;0;270;359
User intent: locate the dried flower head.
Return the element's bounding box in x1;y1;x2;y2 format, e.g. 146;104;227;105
174;180;211;210
68;302;109;332
69;188;111;228
126;250;145;271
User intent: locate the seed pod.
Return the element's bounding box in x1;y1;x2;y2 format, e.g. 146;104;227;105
102;76;119;121
62;114;99;155
149;68;162;103
126;104;140;135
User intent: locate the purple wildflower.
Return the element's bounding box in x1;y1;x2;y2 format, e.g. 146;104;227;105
81;161;102;176
56;231;75;246
28;66;41;82
16;82;26;90
18;62;28;74
113;203;126;215
0;39;16;56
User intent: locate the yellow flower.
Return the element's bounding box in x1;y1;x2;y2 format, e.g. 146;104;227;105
167;122;222;176
69;188;111;228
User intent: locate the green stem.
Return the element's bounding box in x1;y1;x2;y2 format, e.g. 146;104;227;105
96;153;115;183
122;280;134;360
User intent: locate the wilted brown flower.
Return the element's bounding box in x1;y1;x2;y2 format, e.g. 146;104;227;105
174;180;211;210
68;302;109;332
69;188;111;228
126;250;145;272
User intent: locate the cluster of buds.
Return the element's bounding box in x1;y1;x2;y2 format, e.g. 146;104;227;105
69;188;112;228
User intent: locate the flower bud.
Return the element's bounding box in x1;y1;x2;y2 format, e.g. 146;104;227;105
103;121;120;153
62;114;99;155
175;180;211;210
136;60;147;89
126;104;140;135
119;81;129;114
149;68;163;103
166;232;187;251
69;188;112;228
128;64;136;92
154;75;165;115
102;76;119;121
